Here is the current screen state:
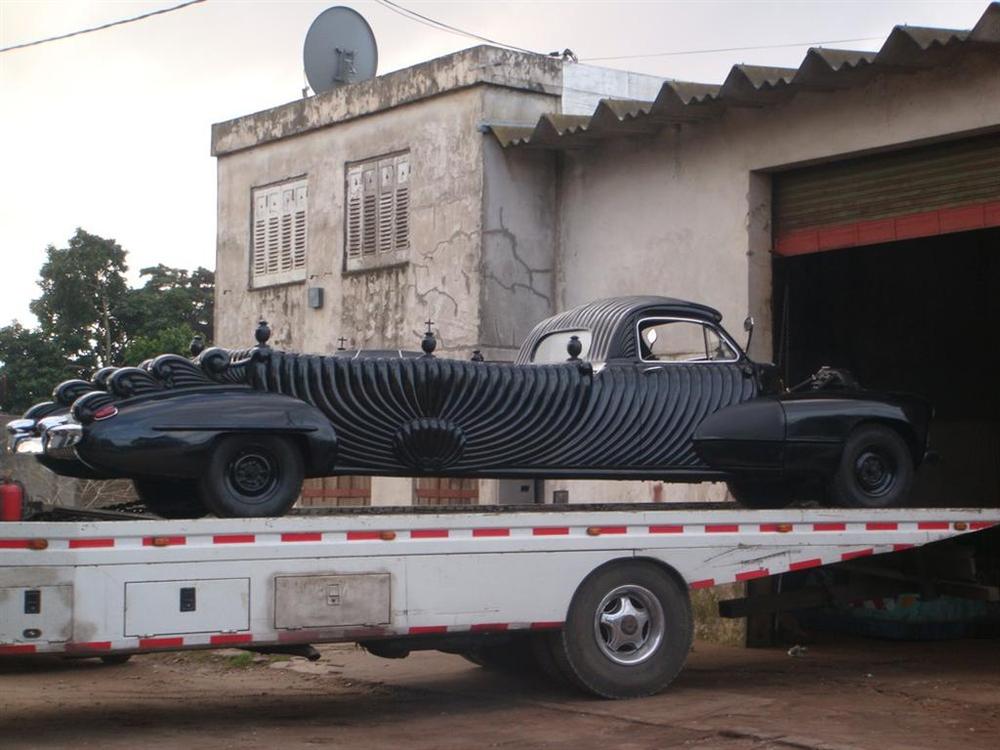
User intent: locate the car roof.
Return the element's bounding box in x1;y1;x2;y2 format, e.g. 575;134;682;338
514;295;723;364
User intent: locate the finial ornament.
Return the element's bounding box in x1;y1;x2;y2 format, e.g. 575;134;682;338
189;335;205;357
471;350;484;362
566;334;582;362
255;320;271;346
421;320;437;357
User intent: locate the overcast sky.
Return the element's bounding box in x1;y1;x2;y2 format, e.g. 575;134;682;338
0;0;991;326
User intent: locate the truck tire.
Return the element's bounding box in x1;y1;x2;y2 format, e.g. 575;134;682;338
133;478;208;519
550;560;692;698
199;435;304;518
829;424;913;509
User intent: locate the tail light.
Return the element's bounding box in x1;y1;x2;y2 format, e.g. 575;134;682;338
93;405;119;421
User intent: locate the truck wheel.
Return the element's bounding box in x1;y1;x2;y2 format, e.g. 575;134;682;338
551;561;692;699
199;435;304;518
133;479;208;519
829;424;913;509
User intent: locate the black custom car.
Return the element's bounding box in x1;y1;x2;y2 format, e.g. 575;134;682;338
7;296;932;518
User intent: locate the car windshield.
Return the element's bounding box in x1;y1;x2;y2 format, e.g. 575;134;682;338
531;329;593;363
638;319;737;362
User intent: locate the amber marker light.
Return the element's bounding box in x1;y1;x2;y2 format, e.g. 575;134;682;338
28;539;48;550
379;531;397;541
954;522;968;531
150;537;171;547
777;523;793;533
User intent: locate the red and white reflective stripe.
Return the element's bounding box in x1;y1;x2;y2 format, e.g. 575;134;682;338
213;534;255;545
2;518;994;551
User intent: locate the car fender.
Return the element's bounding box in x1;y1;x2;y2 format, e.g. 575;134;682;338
76;388;337;480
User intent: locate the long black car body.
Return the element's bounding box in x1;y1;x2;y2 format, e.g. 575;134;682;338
7;296;931;518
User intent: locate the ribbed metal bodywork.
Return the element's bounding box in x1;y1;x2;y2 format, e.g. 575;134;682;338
258;352;755;475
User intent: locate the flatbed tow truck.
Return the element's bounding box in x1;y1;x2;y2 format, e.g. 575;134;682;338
1;490;997;698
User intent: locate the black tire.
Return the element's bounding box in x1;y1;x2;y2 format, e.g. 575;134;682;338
133;478;209;519
829;424;914;509
99;654;132;665
198;435;304;518
530;632;571;687
549;561;692;699
726;480;793;509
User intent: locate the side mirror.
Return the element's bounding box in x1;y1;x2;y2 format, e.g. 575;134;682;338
743;315;755;354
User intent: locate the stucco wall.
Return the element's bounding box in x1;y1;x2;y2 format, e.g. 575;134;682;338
216;86;489;355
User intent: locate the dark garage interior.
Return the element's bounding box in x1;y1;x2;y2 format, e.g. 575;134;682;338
773;226;1000;509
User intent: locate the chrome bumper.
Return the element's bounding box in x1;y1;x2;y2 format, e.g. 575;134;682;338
6;414;82;459
43;423;83;459
6;418;39;455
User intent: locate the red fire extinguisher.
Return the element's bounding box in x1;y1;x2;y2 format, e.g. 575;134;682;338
1;477;24;522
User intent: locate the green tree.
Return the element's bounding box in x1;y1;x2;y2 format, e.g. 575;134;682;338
122;323;198;365
120;263;214;344
30;228;129;370
0;323;73;413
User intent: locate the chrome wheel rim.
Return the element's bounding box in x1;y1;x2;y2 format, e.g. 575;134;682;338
593;584;665;665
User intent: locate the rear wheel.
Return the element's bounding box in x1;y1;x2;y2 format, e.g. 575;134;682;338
829;424;913;508
199;435;304;518
548;561;692;698
133;478;208;519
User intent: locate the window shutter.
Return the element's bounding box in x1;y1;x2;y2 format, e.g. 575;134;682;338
395;156;410;249
252;194;268;278
362;166;378;256
344;152;410;271
378;160;395;254
346;166;362;260
293;184;307;270
251;177;308;287
266;192;280;274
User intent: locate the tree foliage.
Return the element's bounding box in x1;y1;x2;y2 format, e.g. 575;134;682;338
30;229;129;370
0;323;74;413
0;229;214;414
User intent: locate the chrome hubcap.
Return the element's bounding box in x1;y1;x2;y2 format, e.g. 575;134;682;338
593;585;665;665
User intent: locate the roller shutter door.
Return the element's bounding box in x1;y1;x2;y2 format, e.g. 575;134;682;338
774;132;1000;255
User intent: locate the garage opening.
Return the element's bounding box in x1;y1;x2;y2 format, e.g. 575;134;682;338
771;132;1000;508
773;227;1000;508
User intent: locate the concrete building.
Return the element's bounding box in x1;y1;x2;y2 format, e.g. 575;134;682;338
212;4;1000;508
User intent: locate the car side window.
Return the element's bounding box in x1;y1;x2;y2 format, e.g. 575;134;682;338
638;319;738;363
531;329;593;363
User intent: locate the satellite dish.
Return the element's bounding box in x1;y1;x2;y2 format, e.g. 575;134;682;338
303;6;378;95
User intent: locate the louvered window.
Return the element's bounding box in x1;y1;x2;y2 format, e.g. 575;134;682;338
251;178;308;287
346;153;410;271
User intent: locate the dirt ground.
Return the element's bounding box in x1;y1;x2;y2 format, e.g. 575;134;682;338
1;637;998;750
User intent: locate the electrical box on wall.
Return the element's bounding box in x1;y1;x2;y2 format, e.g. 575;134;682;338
308;287;324;309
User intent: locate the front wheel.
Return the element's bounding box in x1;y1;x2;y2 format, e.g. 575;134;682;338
829;424;914;509
548;561;692;699
199;435;304;518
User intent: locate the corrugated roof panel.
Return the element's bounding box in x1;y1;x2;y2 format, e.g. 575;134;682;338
489;2;1000;149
